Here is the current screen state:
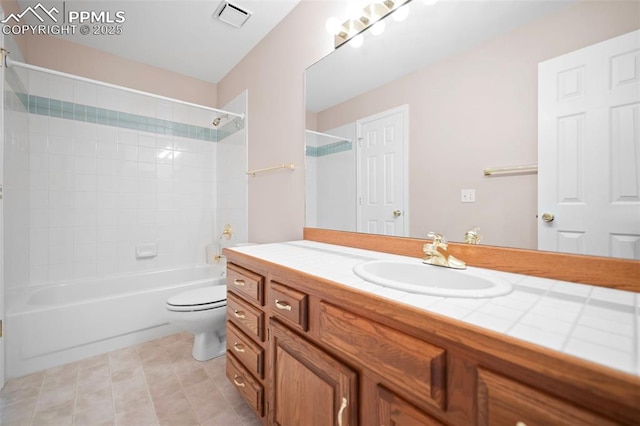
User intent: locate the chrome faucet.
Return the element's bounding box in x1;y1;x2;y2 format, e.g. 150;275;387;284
423;232;466;269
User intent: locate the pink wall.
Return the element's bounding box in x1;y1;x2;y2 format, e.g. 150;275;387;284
314;1;640;248
13;33;217;107
218;0;343;243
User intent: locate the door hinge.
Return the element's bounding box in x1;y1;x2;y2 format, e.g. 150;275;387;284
0;320;3;338
357;138;363;147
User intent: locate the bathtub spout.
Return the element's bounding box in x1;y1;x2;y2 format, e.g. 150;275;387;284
206;243;225;264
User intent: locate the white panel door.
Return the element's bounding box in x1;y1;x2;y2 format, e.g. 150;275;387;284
356;106;408;236
538;30;640;259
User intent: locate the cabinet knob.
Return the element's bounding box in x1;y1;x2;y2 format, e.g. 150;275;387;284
233;342;245;353
233;279;245;287
516;422;528;426
338;397;348;426
233;310;246;319
275;299;292;311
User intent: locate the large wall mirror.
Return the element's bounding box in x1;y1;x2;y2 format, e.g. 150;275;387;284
305;0;640;260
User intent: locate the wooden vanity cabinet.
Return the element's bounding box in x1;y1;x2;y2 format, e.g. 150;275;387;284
476;369;618;426
269;319;358;426
225;251;639;425
376;385;445;426
225;262;267;421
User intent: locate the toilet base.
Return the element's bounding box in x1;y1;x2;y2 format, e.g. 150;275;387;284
192;330;226;361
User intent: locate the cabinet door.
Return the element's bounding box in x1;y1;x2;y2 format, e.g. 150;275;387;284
270;319;357;426
377;386;444;426
477;369;617;426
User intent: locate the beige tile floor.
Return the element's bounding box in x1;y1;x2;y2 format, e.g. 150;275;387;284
0;332;261;426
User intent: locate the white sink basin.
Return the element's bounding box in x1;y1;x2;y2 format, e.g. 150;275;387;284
353;260;512;298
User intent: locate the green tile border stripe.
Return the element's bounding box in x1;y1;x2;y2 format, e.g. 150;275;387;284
217;115;246;141
21;93;234;142
306;140;351;157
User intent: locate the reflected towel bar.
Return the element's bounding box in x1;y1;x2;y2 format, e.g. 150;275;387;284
247;163;295;176
483;164;538;176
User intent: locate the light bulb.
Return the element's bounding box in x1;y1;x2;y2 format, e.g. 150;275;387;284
346;2;363;20
325;17;342;35
370;20;385;36
349;34;364;48
392;4;409;22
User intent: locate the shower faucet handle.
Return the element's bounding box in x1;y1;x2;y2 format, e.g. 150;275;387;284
220;224;232;240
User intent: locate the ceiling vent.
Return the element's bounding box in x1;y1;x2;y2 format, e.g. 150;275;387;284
215;1;251;28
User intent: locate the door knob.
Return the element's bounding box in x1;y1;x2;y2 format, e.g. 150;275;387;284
541;212;554;222
393;210;402;218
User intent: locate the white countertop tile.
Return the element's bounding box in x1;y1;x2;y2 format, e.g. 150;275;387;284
229;240;639;376
507;323;567;351
461;311;515;333
564;338;635;373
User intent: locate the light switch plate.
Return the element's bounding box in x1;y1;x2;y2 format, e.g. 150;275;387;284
461;189;476;203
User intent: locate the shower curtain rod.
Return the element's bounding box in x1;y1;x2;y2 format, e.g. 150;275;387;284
5;57;245;120
305;129;351;142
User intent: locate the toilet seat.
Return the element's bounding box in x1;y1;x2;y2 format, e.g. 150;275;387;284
166;286;227;312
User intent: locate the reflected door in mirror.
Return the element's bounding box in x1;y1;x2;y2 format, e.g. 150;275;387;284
538;30;640;260
357;106;408;236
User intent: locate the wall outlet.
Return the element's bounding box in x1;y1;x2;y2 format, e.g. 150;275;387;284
461;189;476;203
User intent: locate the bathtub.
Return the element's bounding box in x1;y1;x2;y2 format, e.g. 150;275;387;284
6;264;226;379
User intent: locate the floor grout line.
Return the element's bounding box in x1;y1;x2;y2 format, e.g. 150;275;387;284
1;333;260;426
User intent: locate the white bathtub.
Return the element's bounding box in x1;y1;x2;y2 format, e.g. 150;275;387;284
6;264;226;379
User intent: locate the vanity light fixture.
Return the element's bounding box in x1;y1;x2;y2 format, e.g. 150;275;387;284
370;19;386;35
392;3;410;22
326;0;413;48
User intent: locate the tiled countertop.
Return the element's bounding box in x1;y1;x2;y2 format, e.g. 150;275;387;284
229;240;640;376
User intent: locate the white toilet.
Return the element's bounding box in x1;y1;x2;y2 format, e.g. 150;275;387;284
166;285;227;361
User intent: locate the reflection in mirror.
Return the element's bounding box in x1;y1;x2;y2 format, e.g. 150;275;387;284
305;129;356;232
305;0;640;260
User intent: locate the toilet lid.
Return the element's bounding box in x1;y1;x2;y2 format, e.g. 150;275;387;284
167;285;227;308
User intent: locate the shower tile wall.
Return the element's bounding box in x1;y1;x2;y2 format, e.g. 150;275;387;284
8;69;226;291
4;68;30;293
216;91;248;247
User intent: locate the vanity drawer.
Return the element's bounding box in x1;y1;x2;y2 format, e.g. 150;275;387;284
226;353;264;417
477;369;616;426
378;385;445;426
227;322;264;379
227;292;265;342
227;263;264;306
318;302;447;411
269;281;308;332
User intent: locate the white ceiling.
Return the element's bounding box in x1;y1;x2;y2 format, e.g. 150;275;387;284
19;0;300;83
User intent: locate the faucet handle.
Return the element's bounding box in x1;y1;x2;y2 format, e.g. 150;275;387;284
427;232;446;245
465;226;482;244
